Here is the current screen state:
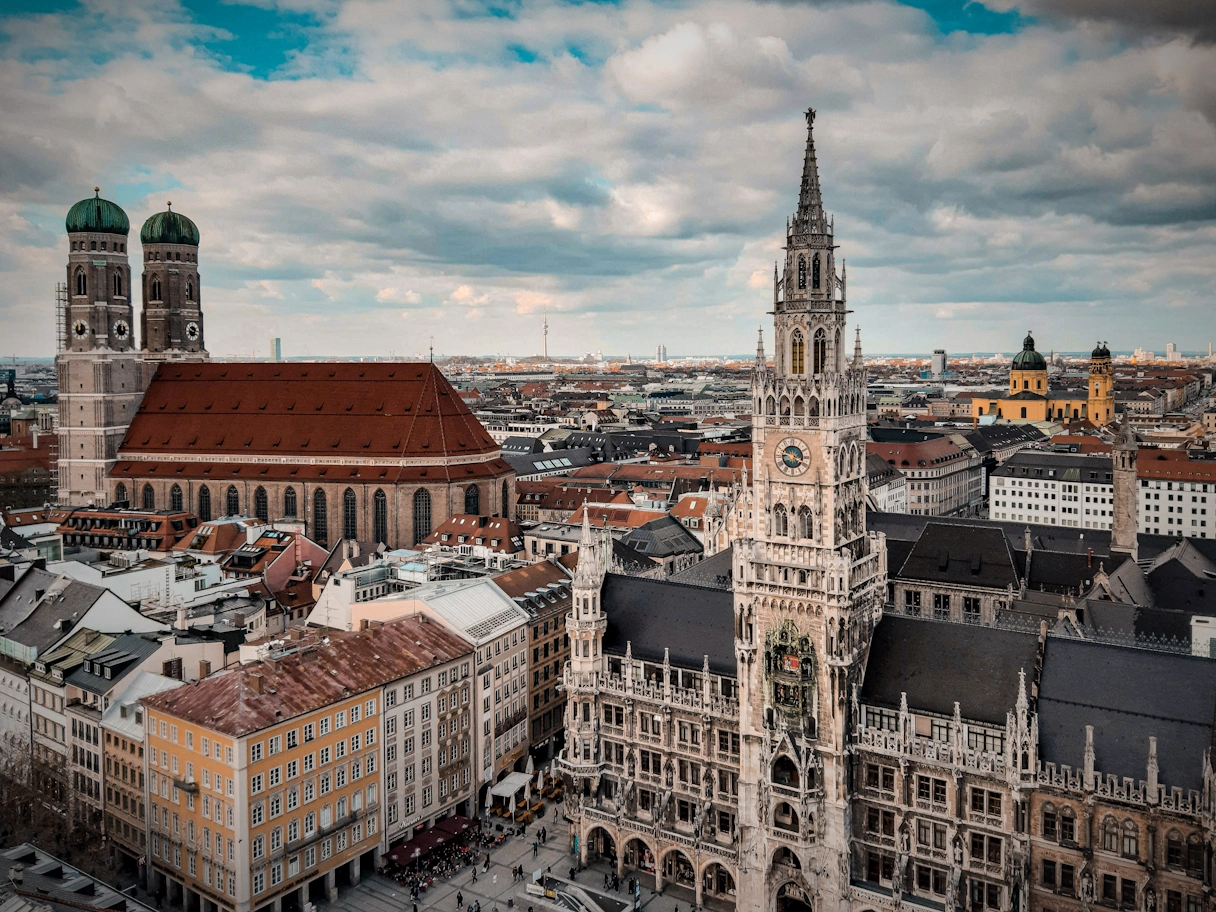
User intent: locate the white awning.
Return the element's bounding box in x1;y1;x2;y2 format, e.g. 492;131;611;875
490;771;533;799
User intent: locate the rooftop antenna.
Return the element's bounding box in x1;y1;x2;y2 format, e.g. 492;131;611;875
429;337;434;363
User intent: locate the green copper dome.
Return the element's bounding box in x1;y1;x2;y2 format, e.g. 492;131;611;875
1011;332;1047;371
140;206;200;246
65;189;129;236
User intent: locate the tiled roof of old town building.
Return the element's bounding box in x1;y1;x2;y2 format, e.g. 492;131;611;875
115;362;511;482
141;615;472;736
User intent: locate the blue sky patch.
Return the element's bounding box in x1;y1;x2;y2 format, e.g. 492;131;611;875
179;0;323;79
899;0;1028;35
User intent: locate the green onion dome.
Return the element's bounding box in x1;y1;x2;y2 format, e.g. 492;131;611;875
1011;332;1047;371
65;188;129;236
140;204;200;246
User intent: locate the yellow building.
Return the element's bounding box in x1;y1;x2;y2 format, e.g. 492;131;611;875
141;617;472;912
973;334;1114;426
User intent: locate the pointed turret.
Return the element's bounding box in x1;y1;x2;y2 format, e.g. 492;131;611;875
574;506;602;587
853;326;863;368
795;108;826;234
756;327;766;368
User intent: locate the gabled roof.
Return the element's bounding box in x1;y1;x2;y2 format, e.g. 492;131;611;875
118;362;510;478
424;515;524;553
0;569;108;654
861;615;1039;725
895;522;1019;590
65;631;164;694
600;573;734;675
622;514;704;559
670;544;733;590
1037;637;1216;791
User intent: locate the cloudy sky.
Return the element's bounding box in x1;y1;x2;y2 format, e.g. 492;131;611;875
2;0;1214;359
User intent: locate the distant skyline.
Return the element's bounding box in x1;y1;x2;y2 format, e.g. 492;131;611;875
1;0;1213;359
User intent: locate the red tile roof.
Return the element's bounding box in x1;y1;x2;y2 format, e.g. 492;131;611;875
141;615;472;736
423;515;525;553
118;362;509;476
1137;448;1216;482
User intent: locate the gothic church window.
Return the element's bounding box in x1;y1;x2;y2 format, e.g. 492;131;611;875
170;484;183;512
812;254;821;290
142;484;155;511
114;483;128;505
75;271;86;296
283;487;297;518
774;504;788;536
791;332;805;375
373;489;388;544
151;277;162;300
198;485;211;521
254;486;268;522
313;490;328;546
113;272;123;296
343;488;358;539
186;278;194;301
798;255;806;289
225;485;240;517
813;329;826;374
413;489;431;545
464;485;480;516
793;396;805;417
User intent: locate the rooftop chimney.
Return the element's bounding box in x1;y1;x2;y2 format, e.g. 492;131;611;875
199;659;211;679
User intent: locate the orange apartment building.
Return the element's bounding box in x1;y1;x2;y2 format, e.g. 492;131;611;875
141;616;472;912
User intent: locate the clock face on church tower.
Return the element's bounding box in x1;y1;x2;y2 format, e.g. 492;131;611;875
776;437;809;476
73;320;88;339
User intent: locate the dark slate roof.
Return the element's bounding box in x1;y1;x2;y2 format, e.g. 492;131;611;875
0;569;106;653
64;631;163;694
1037;637;1216;791
506;447;598;476
963;424;1046;455
992;451;1113;482
1015;549;1102;595
860;616;1039;725
601;573;734;675
670;545;733;590
622;514;704;559
869;510;1131;559
610;538;661;574
500;436;544;456
896;522;1019;590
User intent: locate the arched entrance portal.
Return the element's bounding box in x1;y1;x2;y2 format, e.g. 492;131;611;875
663;849;696;891
777;881;814;912
623;838;657;889
703;863;736;904
586;827;617;867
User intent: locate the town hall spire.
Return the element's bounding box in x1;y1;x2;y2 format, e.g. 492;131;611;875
795;108;826;234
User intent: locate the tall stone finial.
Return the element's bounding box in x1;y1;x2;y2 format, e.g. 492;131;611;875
1016;668;1028;716
1147;736;1160;800
773;261;780;306
756;327;765;367
1083;724;1096;791
853;326;863;367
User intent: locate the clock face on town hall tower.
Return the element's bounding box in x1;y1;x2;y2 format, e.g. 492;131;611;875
775;436;810;475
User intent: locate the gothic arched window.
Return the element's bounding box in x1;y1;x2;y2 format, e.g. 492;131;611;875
373;489;388;544
113;271;123;297
813;329;827;374
793;396;805;417
808;397;819;417
464;484;480;516
797;255;806;290
343;488;358;540
114;483;128;505
151;277;162;300
774;504;788;537
75;270;87;297
413;488;432;545
1122;820;1139;859
799;506;813;539
254;486;268;522
225;485;240;517
791;331;805;375
812;253;821;290
313;489;328;546
197;485;211;521
142;484;155;511
169;483;183;512
501;480;511;520
186;278;194;301
283;487;297;518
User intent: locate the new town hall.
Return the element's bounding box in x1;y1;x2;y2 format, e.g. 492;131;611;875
558;112;1216;912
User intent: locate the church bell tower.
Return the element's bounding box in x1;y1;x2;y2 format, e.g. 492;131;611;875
731;110;888;912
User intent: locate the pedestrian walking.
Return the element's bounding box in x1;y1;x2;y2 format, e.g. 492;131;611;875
533;841;538;858
458;893;464;909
